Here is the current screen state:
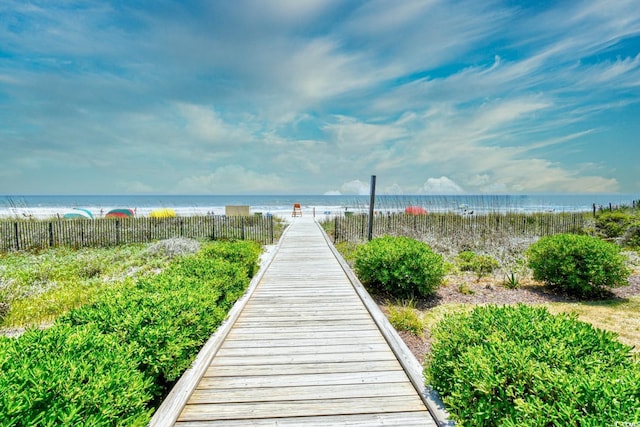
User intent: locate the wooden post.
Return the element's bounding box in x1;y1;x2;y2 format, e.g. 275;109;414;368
49;222;54;247
13;222;19;251
269;216;274;244
368;175;376;241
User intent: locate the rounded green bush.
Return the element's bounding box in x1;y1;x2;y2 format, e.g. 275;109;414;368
456;251;499;278
526;233;629;297
596;211;632;238
354;236;444;298
425;304;640;426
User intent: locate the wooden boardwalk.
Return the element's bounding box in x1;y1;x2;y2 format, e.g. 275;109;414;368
151;216;444;426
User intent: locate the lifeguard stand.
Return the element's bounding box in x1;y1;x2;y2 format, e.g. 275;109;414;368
292;203;302;217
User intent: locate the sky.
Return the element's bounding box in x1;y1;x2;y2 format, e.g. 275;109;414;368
1;0;639;196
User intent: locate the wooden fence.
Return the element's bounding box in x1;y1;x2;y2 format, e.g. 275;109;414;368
0;216;277;252
329;212;591;243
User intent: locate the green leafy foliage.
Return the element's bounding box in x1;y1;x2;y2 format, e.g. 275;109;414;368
526;233;630;297
0;325;153;426
0;240;260;425
0;243;175;326
595;207;640;248
387;301;424;336
354;235;444;298
502;272;521;289
596;211;633;238
425;305;640;426
200;240;262;278
621;223;640;248
456;251;499;279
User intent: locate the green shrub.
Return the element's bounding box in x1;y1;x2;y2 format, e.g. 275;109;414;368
621;223;640;248
456;251;499;279
0;324;153;426
200;240;262;278
425;305;640;426
596;211;632;238
526;233;629;297
387;301;424;336
354;236;444;298
0;240;260;424
61;248;251;393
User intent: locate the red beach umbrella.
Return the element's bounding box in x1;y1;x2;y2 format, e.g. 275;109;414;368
405;206;427;215
105;208;135;218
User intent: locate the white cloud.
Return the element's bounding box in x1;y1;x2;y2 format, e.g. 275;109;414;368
383;183;404;195
117;180;154;194
175;165;286;194
340;180;371;195
419;176;465;195
177;103;255;145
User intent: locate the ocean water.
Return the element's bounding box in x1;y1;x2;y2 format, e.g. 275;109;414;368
0;194;638;220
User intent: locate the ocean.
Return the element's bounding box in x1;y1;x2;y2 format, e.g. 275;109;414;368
1;194;638;220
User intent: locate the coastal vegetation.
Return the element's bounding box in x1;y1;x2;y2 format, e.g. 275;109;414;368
527;233;630;297
0;239;261;424
426;304;640;426
2;202;639;424
324;204;640;425
354;235;444;298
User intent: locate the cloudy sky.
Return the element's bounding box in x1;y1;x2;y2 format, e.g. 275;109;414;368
1;0;639;195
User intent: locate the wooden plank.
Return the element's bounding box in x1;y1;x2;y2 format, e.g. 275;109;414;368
215;342;392;357
225;329;383;340
188;381;419;404
205;360;402;377
196;370;411;389
178;396;429;421
210;350;396;366
242;301;364;308
175;412;436;426
222;335;388;348
227;322;379;333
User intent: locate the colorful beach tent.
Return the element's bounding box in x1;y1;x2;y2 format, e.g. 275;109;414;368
63;208;94;219
405;206;427;215
105;208;135;218
150;208;176;218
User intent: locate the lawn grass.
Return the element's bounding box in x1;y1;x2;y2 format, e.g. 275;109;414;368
544;296;640;352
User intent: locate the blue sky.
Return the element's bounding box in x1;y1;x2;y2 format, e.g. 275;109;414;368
1;0;639;195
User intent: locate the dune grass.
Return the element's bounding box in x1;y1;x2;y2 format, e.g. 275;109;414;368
0;239;200;329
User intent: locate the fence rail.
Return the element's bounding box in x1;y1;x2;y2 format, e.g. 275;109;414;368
329;212;591;243
0;216;276;252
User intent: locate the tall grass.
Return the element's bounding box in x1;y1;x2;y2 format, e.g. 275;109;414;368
0;239;200;328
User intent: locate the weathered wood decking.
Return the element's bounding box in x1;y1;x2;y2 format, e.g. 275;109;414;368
151;216;448;426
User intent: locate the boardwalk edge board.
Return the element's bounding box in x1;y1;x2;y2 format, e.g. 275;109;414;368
319;222;455;427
